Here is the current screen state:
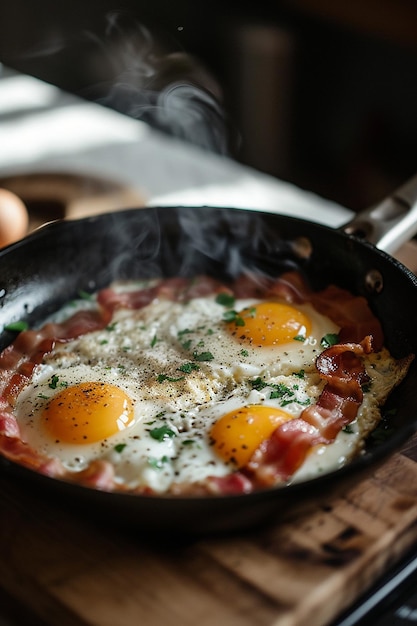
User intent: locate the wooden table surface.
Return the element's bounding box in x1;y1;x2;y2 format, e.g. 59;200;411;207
2;433;417;626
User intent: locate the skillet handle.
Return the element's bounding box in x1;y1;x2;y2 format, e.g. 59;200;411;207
341;173;417;254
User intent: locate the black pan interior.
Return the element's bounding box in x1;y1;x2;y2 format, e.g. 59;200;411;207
0;206;416;534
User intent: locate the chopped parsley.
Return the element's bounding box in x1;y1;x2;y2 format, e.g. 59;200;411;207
178;329;194;350
249;377;269;391
150;334;159;348
269;383;295;401
321;333;340;348
48;375;67;390
215;292;235;307
49;375;60;389
114;443;127;453
149;425;176;441
223;310;245;326
178;328;193;337
177;362;200;373
4;320;29;332
293;335;306;342
157;374;185;383
249;377;299;405
193;350;214;362
148;455;170;470
78;290;93;300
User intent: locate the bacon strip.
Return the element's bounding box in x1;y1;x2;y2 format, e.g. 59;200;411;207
245;338;373;487
97;276;229;312
310;285;384;350
232;271;384;349
0;309;112;404
73;459;116;491
0;422;65;475
265;270;312;303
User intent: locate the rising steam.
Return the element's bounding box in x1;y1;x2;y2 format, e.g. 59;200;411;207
88;12;231;155
11;10;232;155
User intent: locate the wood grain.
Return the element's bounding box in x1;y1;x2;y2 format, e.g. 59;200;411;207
2;435;417;626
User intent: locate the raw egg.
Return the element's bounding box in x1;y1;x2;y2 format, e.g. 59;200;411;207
0;188;29;247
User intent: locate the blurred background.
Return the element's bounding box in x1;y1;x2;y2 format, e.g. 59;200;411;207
1;0;417;212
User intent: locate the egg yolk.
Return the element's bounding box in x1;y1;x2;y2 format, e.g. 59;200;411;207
42;382;135;444
228;301;312;346
210;404;292;467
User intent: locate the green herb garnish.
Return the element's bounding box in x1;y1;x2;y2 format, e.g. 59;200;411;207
215;292;235;308
321;333;340;348
149;426;176;441
250;377;268;391
48;375;60;389
148;455;170;470
294;369;305;378
269;383;294;400
4;321;29;332
157;374;185;383
178;328;193;337
223;310;245;326
250;377;297;405
78;290;93;300
114;443;127;453
177;362;200;374
193;351;214;362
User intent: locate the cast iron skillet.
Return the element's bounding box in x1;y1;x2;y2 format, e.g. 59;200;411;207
0;177;417;535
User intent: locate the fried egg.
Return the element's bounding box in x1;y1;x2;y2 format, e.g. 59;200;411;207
11;282;409;493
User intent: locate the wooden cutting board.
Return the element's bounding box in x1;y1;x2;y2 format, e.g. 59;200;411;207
2;437;417;626
1;175;417;626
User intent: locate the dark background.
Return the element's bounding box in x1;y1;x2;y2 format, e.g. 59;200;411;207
1;0;417;212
